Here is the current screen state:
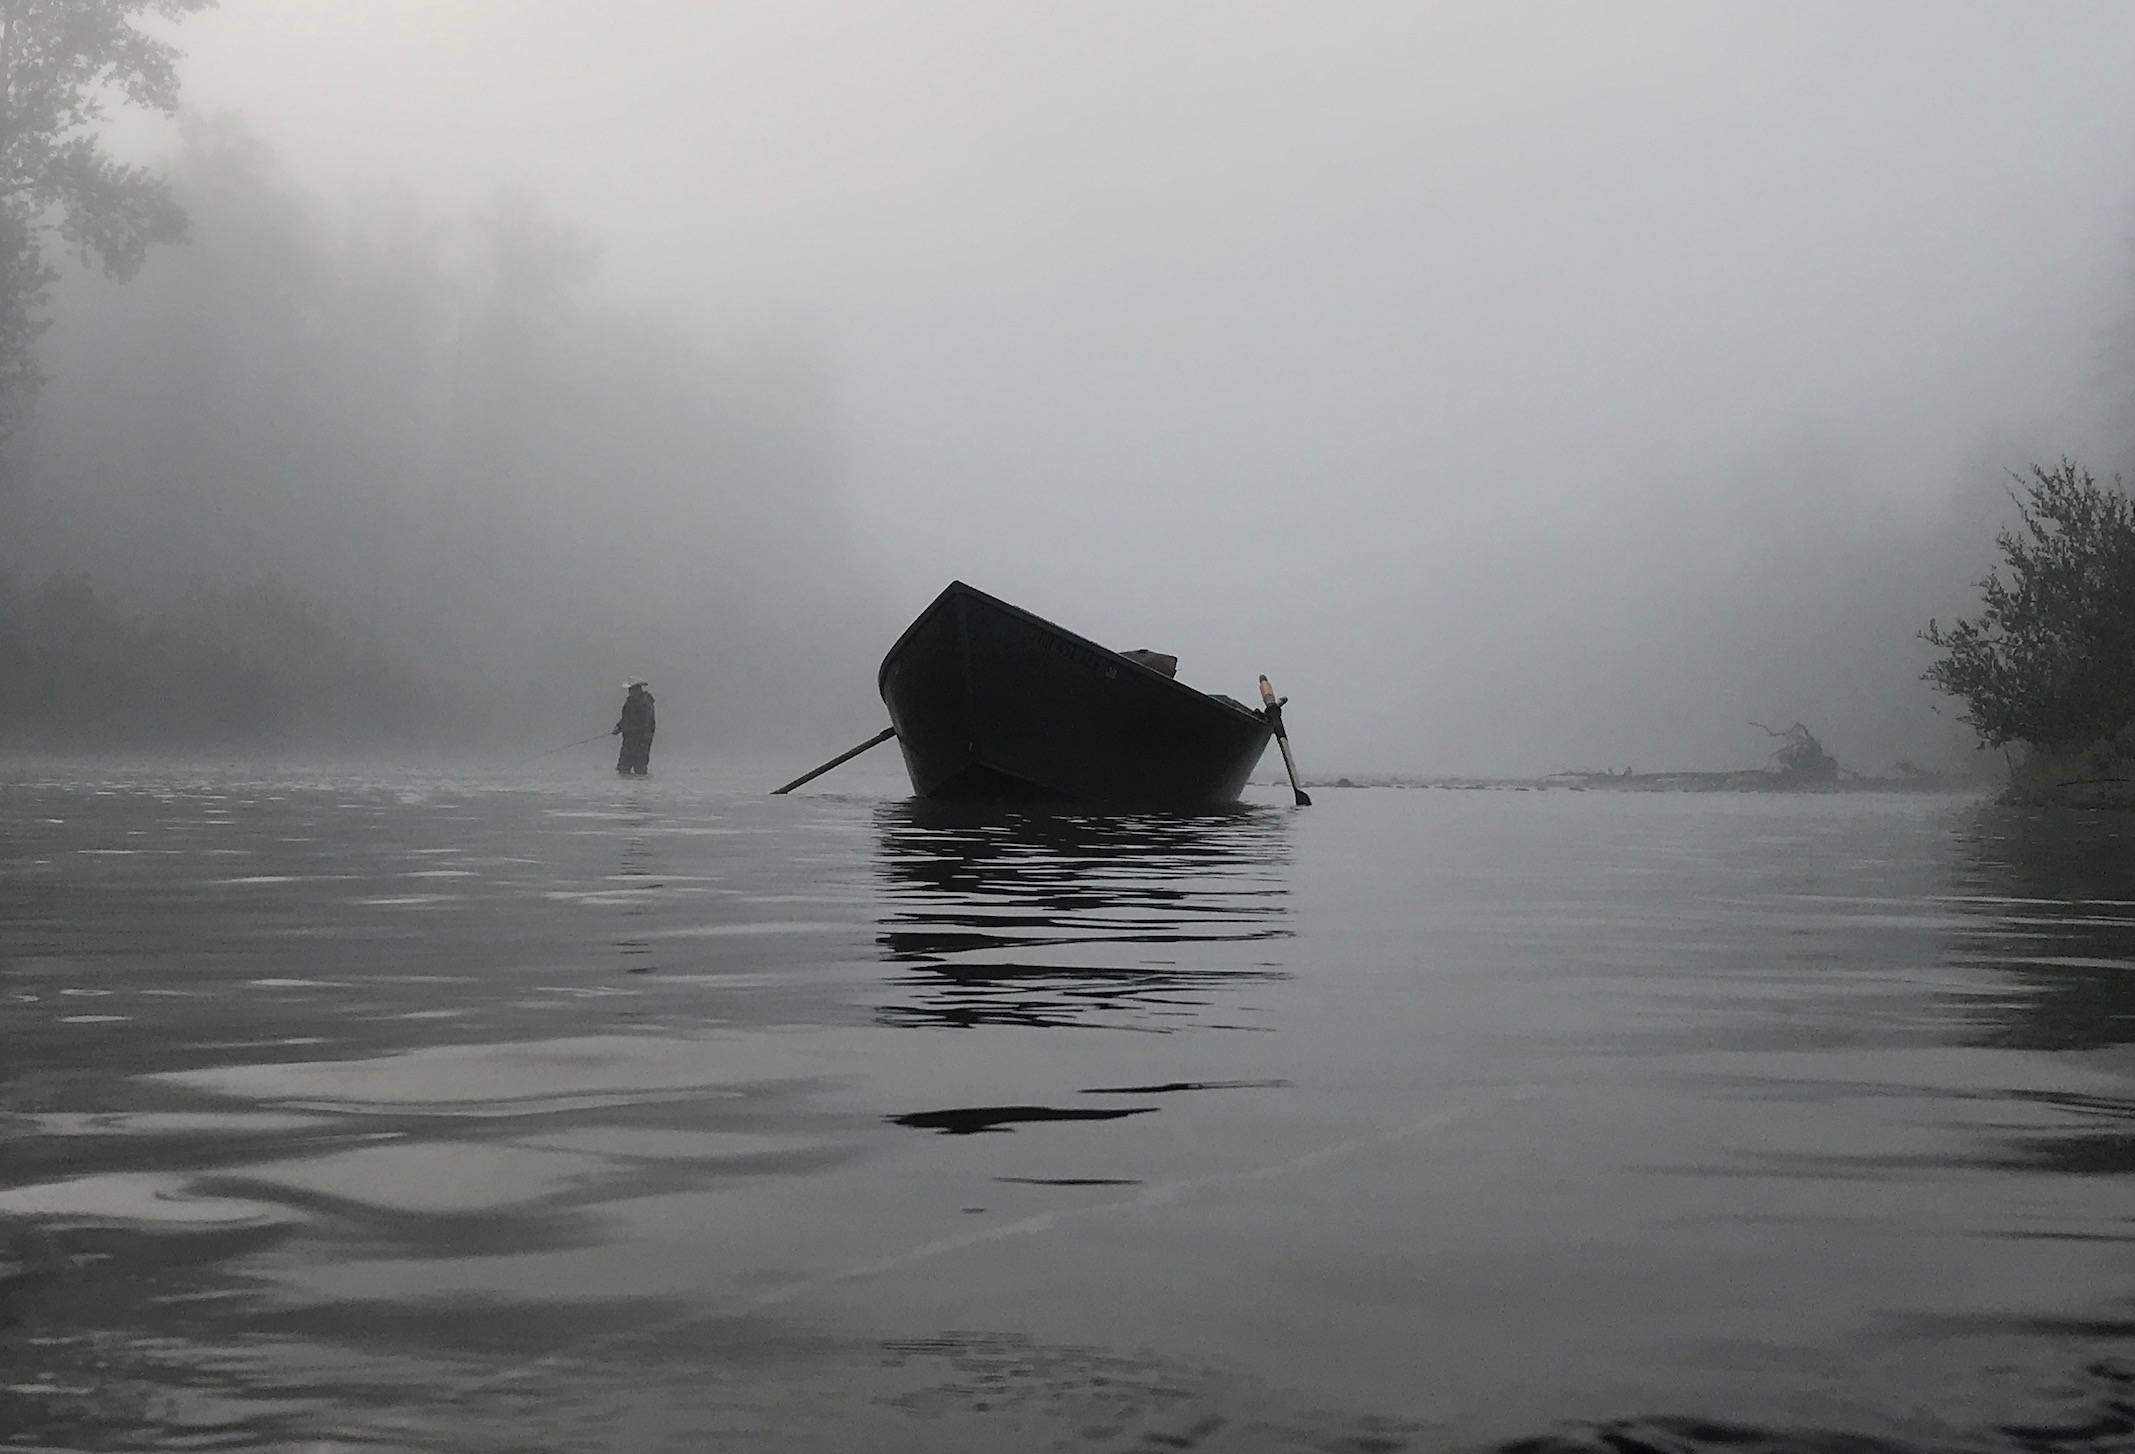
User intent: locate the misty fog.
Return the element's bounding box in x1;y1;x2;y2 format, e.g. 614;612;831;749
6;1;2135;775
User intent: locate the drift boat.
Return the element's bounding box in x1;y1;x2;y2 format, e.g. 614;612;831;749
876;581;1273;805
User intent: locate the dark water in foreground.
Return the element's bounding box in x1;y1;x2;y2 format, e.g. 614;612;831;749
3;766;2132;1453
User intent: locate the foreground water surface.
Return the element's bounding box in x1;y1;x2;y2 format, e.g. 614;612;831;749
2;764;2132;1452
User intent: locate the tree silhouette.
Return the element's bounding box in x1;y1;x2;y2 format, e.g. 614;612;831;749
0;0;211;444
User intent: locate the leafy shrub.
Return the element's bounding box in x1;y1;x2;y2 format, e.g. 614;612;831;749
1922;460;2135;749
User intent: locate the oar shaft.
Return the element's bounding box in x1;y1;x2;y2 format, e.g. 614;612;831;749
1275;734;1304;790
771;726;897;795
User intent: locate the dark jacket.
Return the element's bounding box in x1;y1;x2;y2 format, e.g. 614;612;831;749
616;688;655;739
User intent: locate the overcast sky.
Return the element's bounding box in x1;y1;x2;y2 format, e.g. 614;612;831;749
138;1;2135;774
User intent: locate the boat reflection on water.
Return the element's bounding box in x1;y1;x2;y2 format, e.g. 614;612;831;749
871;801;1294;1031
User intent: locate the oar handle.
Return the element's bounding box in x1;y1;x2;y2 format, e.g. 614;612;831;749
771;726;897;795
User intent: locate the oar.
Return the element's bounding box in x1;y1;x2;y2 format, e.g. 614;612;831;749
1258;675;1312;806
771;726;897;795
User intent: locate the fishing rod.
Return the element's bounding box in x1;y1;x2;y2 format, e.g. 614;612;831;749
526;730;612;761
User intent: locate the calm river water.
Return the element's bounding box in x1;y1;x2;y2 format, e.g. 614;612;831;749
2;764;2132;1452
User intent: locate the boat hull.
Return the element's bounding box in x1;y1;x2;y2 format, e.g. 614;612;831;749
877;583;1273;806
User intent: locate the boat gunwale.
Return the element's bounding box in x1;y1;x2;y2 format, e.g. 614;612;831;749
876;580;1267;726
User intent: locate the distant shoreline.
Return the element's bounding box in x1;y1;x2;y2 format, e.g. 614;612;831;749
1294;769;1987;794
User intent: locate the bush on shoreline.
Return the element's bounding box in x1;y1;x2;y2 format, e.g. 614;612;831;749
1922;460;2135;804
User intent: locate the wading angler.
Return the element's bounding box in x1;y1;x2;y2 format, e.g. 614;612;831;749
613;680;655;776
